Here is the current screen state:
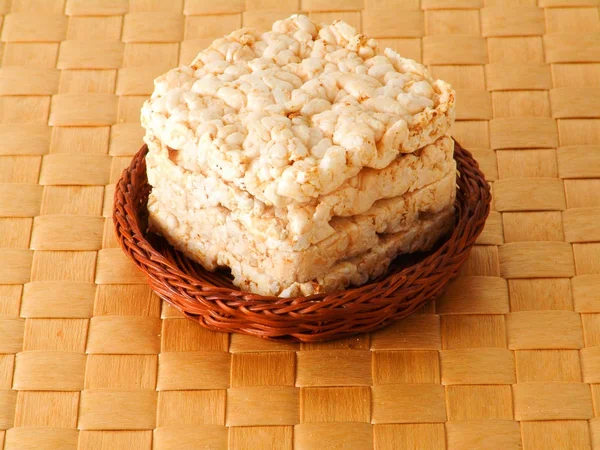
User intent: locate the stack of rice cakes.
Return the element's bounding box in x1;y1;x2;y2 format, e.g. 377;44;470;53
142;15;456;297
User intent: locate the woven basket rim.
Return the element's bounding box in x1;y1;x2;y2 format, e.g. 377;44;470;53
113;139;491;342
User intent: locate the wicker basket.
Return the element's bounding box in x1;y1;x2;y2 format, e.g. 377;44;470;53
113;140;490;342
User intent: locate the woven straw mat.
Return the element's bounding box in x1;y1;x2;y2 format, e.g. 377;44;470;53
1;0;600;449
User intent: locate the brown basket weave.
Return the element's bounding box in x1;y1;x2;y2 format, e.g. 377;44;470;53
113;141;490;342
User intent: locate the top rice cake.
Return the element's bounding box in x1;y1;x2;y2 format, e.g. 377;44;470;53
142;14;456;296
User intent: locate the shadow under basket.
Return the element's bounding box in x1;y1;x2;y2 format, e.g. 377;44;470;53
114;140;491;342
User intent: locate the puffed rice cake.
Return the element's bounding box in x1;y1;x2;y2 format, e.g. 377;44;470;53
142;14;457;297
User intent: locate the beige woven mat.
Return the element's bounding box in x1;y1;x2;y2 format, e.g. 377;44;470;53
1;0;600;448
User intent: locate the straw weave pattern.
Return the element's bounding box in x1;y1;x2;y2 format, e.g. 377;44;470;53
1;0;599;448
